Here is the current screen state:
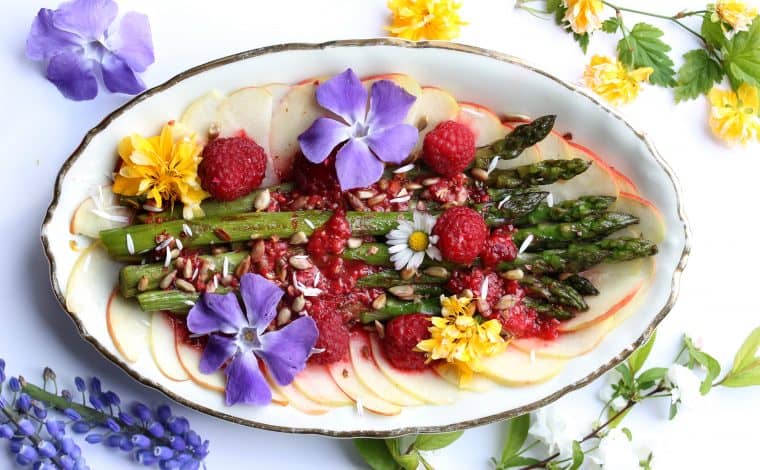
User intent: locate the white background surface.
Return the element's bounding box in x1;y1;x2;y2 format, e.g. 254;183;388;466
0;0;758;468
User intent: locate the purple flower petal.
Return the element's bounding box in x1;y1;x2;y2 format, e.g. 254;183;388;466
101;51;145;94
315;68;367;124
366;124;419;164
297;117;349;164
239;274;283;332
224;353;271;406
45;51;97;101
26;8;83;61
366;80;417;130
52;0;118;40
257;317;318;386
199;335;237;374
334;139;384;190
187;292;246;336
106;12;154;72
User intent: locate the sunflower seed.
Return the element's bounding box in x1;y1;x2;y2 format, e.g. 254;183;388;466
253;189;271;211
368;194;386;206
372;294;387;310
346;192;367;211
388;285;415;299
496;295;516;310
461;288;474;299
356;190;376;199
400;268;416;281
423;266;449;279
175;279;196;293
476;298;491;315
405;182;423;191
277;307;292;326
347;237;363;249
183;259;193;279
159;270;177;289
471;168;489;182
394;163;415;174
291;295;306;313
289;231;309;245
137;276;150;292
289;256;312;270
250;240;266;261
502;269;524;280
374;320;385;338
235;255;252;277
422;177;440;186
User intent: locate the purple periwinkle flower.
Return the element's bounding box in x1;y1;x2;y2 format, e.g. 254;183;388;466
25;0;154;101
298;68;418;190
187;273;318;406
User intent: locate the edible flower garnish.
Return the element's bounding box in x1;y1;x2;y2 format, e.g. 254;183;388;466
386;211;441;271
298;68;418;190
563;0;604;35
708;83;760;144
187;273;318;406
112;122;208;219
711;0;758;31
386;0;467;41
25;0;154;101
583;55;654;105
416;295;506;384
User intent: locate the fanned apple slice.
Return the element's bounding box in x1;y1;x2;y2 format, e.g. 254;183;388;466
610;259;656;328
560;136;639;194
456;102;507;147
537;130;573;160
369;335;459;405
405;86;460;154
266;372;328;414
559;260;645;332
512;317;615;359
479;347;566;386
612;192;666;243
263;83;291;108
538;143;618;203
150;312;189;381
433;363;497;392
349;332;423;406
362;74;422;100
70;190;132;238
327;360;402;416
66;241;113;313
176;341;225;392
106;289;150;363
292;364;353;407
179;90;225;142
609;168;638;194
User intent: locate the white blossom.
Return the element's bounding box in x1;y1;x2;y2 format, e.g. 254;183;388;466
666;364;703;408
589;428;640;470
528;407;584;459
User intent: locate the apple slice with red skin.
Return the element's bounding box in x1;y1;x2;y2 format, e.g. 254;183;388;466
512;317;615;359
405;86;460;155
291;364;353;407
479;346;566;386
560;136;639;194
433;363;497;392
613;192;666;243
538;138;619;203
70;192;132;238
179;90;226;143
498;122;542;169
368;334;459;405
362;74;422;100
349;331;423;406
150;312;189;381
610;260;656;328
265;372;328;414
106;288;150;363
327;359;402;416
456;102;508;147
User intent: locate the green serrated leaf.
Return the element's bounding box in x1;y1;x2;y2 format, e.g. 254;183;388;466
628;330;657;374
573;33;590;53
553;3;568;25
501;456;541;468
414;431;464;451
617;22;677;86
602;17;621;34
636;367;668;388
546;0;563;14
724;18;760;88
500;414;530;464
721;326;760;387
674;49;724;102
569;441;584;470
354;439;398;470
701;14;727;49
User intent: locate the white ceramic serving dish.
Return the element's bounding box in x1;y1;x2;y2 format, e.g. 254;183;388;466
41;39;690;437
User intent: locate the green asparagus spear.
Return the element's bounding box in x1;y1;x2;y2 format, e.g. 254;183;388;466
512;212;639;250
520;275;588;311
486;159;591;188
514;196;616;225
562;274;599;296
359;297;441;323
356;270;446;288
136;289;227;313
482;191;549;222
522;297;575;320
474;115;556;168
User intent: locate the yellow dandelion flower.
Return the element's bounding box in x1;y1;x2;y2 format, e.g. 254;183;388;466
387;0;467;41
113;122;208;219
564;0;604;34
416;295;506;385
583;55;653;105
712;0;758;31
708;83;760;145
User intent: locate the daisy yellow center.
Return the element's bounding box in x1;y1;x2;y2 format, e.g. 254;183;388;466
408;231;429;252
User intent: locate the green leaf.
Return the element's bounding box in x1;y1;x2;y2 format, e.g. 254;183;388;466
617;22;677;86
701;14;727;49
569;441;584;470
546;0;563;14
628;330;656;374
668;402;678;420
385;439;418;470
724;18;760;88
501;456;541;468
354;439;397;470
615;363;633;388
414;431;464;451
636;367;667;389
606;405;631;429
674;49;724;102
721;326;760;387
620;427;633;441
500;414;531;464
602;17;621;34
684;337;721;394
573;33;590;53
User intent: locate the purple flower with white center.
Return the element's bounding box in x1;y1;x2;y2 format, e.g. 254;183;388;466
298;68;419;190
25;0;154;101
187;273;318;406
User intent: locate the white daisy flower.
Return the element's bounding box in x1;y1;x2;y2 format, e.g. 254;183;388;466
386;211;441;271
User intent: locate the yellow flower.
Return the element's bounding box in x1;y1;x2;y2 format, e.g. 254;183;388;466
113;122;208;219
708;83;760;144
583;55;653;105
387;0;467;41
563;0;604;34
416;295;506;385
712;0;758;31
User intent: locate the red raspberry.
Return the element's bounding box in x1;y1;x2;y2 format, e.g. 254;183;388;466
432;207;488;264
501;304;560;340
422;121;475;177
383;314;431;370
446;268;505;313
307;209;351;258
308;298;350;365
291;153;341;197
198;136;267;201
481;227;518;268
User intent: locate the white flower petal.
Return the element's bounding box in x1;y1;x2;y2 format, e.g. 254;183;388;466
426;245;442;261
408;251;426;270
388;244;408;254
391;249;414;270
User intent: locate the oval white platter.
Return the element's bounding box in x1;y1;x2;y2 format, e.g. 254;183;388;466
41;39;690;437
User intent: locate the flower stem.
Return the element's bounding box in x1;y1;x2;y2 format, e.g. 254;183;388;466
22;382;105;425
0;403;66;469
602;1;706;42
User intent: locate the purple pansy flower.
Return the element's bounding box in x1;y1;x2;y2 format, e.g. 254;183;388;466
187;273;318;406
25;0;154;101
298;68;419;190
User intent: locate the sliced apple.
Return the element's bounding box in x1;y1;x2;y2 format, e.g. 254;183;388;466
537;130;573;161
266;372;329;415
479;346;566;386
263;83;292;108
362;73;422;100
456;102;507;147
610;259;656;328
496;122;542;169
512;317;615;359
327;359;402;416
70;190;132;238
433;363;497;392
179;90;226;142
292;364;353;407
349;332;423;406
150;312;189;381
106;289;150;363
66;241;112;313
612;192;666;243
405;86;460;155
539;143;619;203
176;340;226;392
369;334;459;405
559;260;646;332
609;168;638;194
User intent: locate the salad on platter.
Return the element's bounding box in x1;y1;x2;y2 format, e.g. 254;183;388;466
66;68;664;416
